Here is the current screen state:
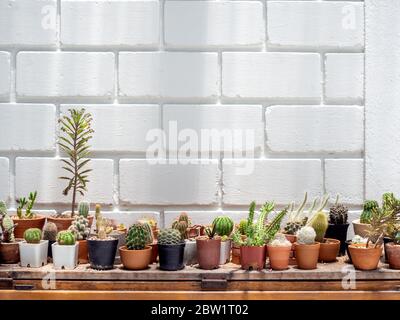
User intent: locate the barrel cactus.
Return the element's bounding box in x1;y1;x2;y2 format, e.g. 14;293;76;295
78;201;90;218
329;203;348;225
361;200;379;224
2;215;15;242
212;216;234;237
43;222;58;242
24;228;42;244
126;223;150;250
296;226;316;245
57;230;76;245
68;215;90;240
171;212;191;240
308;211;328;243
158;229;182;245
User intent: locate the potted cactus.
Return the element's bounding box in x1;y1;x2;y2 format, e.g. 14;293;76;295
231;219;247;265
172;212;197;265
49;108;94;231
68;206;90;264
157;229;185;271
0;211;21;264
119;223;153;270
325;196;349;256
52;230;79;269
196;225;221;270
352;200;378;238
267;233;292;270
11;193;46;239
19;228;48;267
294;226;320;270
212;216;234;264
42;222;58;259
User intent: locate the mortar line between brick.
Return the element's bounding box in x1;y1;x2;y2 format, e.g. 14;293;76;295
363;0;367;202
9;155;16;209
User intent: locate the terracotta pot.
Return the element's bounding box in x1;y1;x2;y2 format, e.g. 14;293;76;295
240;245;266;271
295;242;320;270
319;238;340;262
46;216;74;231
352;219;372;238
0;239;22;264
119;245;152;270
150;242;158;263
348;244;382;271
384;242;400;269
284;234;297;264
78;240;89;264
196;237;221;270
12;215;46;239
152;226;159;239
267;245;291;270
325;223;349;256
231;245;241;265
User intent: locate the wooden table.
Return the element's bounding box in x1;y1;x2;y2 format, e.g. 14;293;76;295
1;258;399;300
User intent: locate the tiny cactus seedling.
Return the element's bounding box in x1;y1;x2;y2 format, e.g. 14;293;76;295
296;226;316;245
126;223;150;250
78;201;90;218
24;228;42;244
158;229;182;245
308;211;328;243
212;216;234;237
68;215;90;240
43;222;58;242
57;230;76;245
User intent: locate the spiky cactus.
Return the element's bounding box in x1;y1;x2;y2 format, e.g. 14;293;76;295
172;212;191;240
95;204;102;231
57;230;76;245
2;215;15;242
43;222;58;242
0;201;7;217
68;215;90;240
308;211;328;242
24;228;42;244
158;229;182;245
139;221;154;245
126;224;150;250
329;203;348;225
238;219;247;235
284;221;304;235
78;201;90;218
296;226;316;245
212;216;234;237
361;200;379;224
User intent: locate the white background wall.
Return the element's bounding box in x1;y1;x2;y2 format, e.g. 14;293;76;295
0;0;380;229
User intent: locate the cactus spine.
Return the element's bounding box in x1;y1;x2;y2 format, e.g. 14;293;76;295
57;230;76;245
78;201;90;218
126;224;150;250
212;216;234;237
296;226;316;245
158;229;182;245
24;228;42;244
307;211;328;242
43;222;58;242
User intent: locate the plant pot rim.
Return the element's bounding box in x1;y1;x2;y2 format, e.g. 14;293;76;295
119;245;152;252
88;237;118;243
1;238;24;245
48;215;75;220
294;242;320;247
20;239;48;245
267;244;291;248
241;244;265;248
328;222;350;226
321;238;341;244
195;236;221;241
349;243;382;250
385;242;400;248
158;242;185;247
11;214;45;221
51;242;79;248
352;219;370;226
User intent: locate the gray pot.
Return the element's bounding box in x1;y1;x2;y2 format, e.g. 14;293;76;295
220;240;231;265
183;239;197;265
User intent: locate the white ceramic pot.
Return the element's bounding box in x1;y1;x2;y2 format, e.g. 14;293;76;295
220;240;232;264
352;219;372;238
52;242;79;270
19;240;48;268
183;239;197;265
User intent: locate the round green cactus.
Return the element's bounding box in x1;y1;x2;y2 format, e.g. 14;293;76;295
43;222;58;242
78;201;90;218
126;223;150;250
57;230;76;245
212;216;234;237
158;229;182;245
24;228;42;244
308;211;328;243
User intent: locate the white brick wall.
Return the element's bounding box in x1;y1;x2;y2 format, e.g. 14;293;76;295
0;158;9;202
0;52;10;101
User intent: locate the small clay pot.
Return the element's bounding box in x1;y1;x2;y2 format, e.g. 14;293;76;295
325;223;349;256
87;238;118;270
267;245;291;270
348;244;382;271
47;216;74;231
12;215;46;239
196;237;221;270
284;234;297;265
295;242;320;270
150;242;158;263
78;240;89;264
352;219;371;238
318;238;340;262
240;245;266;271
0;239;22;264
385;242;400;269
119;245;152;270
231;245;241;265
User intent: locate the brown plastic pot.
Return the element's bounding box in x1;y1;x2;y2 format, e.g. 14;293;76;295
294;242;320;270
319;238;340;262
0;239;22;264
12;215;46;239
231;245;241;265
348;244;382;271
47;216;74;231
119;245;152;270
196;237;221;270
78;240;89;264
267;245;291;270
383;242;400;269
240;245;266;271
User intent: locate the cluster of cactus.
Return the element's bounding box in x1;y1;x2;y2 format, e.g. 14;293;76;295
126;223;151;250
212;216;234;237
43;222;58;242
361;200;379;224
2;215;15;243
308;211;328;243
296;226;316;245
68;215;90;240
329;197;348;225
57;230;76;245
172;212;191;240
238;219;248;235
78;201;89;218
269;233;291;247
94;204;112;240
158;228;182;245
24;228;42;244
17;191;37;219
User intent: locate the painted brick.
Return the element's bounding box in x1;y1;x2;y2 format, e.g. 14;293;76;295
0;52;10;101
0;0;57;47
16;52;115;100
102;211;160;229
119;159;219;205
267;1;364;49
222;52;321;101
61;0;159;48
325;159;364;205
0;104;56;151
0;158;9;202
119;52;219;102
165;1;264;48
61;105;160;152
163;105;264;155
223;159;323;205
16;158;114;204
325;53;364;103
265;106;364;153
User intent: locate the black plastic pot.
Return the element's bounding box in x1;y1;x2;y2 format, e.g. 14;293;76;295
158;243;185;271
383;236;392;263
325;223;349;256
87;238;118;270
345;240;353;263
47;240;56;259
